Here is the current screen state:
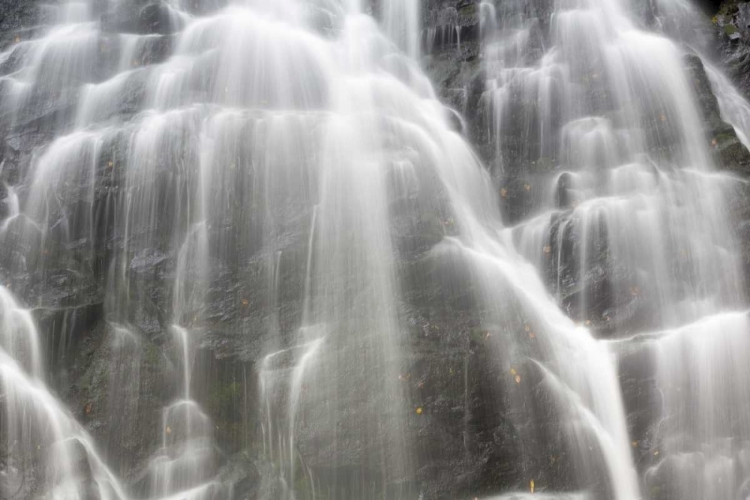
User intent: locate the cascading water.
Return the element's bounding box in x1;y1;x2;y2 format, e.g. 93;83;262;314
481;0;750;498
0;0;749;499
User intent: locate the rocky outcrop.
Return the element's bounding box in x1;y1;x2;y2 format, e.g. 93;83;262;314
421;0;483;127
704;1;750;290
0;0;41;31
715;1;750;98
685;53;750;174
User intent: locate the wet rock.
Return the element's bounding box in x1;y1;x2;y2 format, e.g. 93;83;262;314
0;0;40;32
422;0;482;131
715;2;750;97
684;53;750;174
685;48;750;288
0;86;79;139
102;1;182;36
192;348;256;454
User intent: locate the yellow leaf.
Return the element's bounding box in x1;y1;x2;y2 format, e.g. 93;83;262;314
241;299;249;306
510;368;517;376
416;407;423;415
530;479;535;493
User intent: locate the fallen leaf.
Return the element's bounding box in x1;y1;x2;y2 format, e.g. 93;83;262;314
500;188;508;198
510;368;517;376
166;426;172;435
416;407;423;415
515;374;521;384
543;245;552;254
524;184;531;191
530;479;535;493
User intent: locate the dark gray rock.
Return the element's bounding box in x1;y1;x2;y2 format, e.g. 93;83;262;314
102;1;183;36
0;0;40;32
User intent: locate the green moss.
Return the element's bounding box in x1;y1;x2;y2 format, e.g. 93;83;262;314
458;3;478;17
716;132;736;143
725;24;739;35
144;342;160;366
469;328;490;345
533;156;556;172
209;381;241;411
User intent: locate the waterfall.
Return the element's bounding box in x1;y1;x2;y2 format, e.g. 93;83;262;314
0;0;749;498
482;0;750;498
382;0;421;59
0;287;128;498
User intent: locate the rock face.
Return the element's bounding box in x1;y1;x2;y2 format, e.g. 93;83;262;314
0;0;40;31
421;0;483;122
3;1;750;499
715;1;750;95
714;0;750;293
